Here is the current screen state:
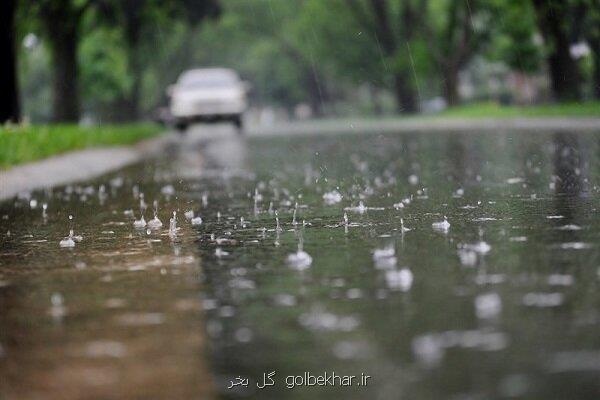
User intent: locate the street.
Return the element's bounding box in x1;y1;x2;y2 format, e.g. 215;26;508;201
1;124;600;399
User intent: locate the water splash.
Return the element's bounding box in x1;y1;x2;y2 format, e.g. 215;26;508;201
49;292;67;320
161;184;175;196
133;194;147;228
292;202;298;226
475;292;502;319
60;215;82;247
323;190;343;205
464;241;491;255
275;210;282;232
400;218;411;233
254;188;263;202
274;229;281;247
286;235;312;270
254;188;262;214
522;292;564;307
169;211;178;237
59;232;76;248
133;214;146;229
147;200;163;230
344;201;384;214
372;245;397;269
98;184;107;205
432;216;450;233
215;248;229;258
373;246;395;260
385;268;413;291
412;330;508;367
345;201;367;214
139;193;147;212
393;201;405;209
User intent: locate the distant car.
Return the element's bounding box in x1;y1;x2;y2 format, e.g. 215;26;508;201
168;68;249;132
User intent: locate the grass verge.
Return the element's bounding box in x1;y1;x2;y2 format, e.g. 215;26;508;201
0;123;163;169
438;101;600;118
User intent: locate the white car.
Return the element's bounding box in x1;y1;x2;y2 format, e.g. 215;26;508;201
168;68;249;132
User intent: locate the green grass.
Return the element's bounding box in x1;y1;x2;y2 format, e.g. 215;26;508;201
0;123;163;169
438;101;600;118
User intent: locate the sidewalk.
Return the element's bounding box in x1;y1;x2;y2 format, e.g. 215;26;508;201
0;133;173;201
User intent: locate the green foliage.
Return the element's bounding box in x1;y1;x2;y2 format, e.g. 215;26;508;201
14;0;600;121
301;0;386;85
487;0;541;72
80;27;132;105
0;123;162;168
188;0;332;110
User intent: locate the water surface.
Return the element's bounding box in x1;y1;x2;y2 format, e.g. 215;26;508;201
1;128;600;399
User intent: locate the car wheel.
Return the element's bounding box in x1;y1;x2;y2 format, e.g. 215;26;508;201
233;116;243;133
175;121;188;133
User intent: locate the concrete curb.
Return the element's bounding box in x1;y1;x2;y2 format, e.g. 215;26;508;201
0;133;174;201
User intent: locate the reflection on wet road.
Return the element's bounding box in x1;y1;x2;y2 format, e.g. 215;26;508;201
1;125;600;399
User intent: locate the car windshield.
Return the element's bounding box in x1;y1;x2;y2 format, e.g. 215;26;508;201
179;71;237;89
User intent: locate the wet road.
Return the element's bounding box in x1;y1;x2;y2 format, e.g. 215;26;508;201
1;124;600;399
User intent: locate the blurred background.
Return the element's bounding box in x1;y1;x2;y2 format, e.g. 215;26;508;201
1;0;599;125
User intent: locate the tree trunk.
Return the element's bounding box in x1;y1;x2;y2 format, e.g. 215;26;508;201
46;13;80;123
124;74;141;120
304;64;325;117
0;0;20;123
365;0;417;113
547;45;581;101
443;66;460;107
51;31;80;122
532;0;581;101
123;6;142;121
591;39;600;99
394;74;417;113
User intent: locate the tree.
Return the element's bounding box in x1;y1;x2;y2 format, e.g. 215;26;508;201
99;0;220;120
196;0;332;116
307;0;493;109
531;0;582;101
423;0;493;106
26;0;96;122
343;0;422;113
488;0;542;75
22;0;220;122
305;0;422;113
0;0;20;123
